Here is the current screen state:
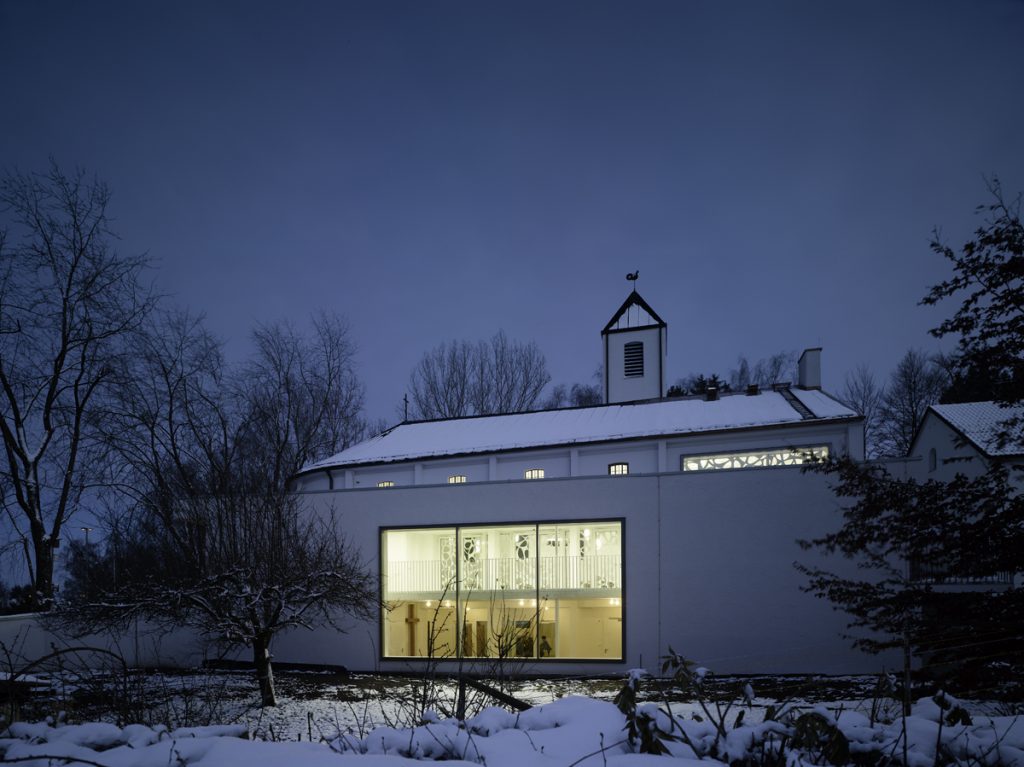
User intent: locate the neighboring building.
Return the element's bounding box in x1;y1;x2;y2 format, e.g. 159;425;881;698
905;401;1023;589
284;291;877;675
909;402;1024;483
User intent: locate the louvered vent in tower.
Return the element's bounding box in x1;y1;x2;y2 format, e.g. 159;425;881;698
624;342;644;377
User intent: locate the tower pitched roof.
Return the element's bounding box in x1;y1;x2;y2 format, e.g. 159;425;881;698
602;291;666;334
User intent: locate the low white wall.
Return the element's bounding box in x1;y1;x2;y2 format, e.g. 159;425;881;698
0;613;219;671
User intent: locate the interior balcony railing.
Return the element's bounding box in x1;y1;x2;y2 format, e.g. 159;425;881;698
385;554;621;596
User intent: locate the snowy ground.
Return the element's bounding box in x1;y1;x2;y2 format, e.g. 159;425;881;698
3;691;1024;767
4;667;905;740
3;669;1023;766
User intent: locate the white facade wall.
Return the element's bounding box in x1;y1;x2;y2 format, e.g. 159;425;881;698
908;414;989;482
353;463;417;488
604;326;664;403
495;450;571;481
419;457;490;485
281;416;887;676
577;443;659;475
0;614;222;669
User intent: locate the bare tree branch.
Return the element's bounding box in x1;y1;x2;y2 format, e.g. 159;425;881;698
0;162;155;607
407;330;551;420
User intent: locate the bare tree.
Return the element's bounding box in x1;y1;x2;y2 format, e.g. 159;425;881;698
877;349;946;457
839;364;886;458
64;312;375;706
543;382;603;409
239;313;366;489
407;331;550;419
729;351;798;390
0;163;153;608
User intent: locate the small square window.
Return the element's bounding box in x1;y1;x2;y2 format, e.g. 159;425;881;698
377;481;395;488
448;475;467;484
608;462;629;475
524;468;545;480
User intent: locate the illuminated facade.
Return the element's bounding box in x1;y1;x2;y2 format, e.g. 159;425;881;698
286;292;875;675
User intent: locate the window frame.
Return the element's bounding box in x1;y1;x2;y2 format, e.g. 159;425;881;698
679;444;831;473
376;480;396;488
448;475;468;484
523;468;545;480
608;462;629;476
378;517;626;664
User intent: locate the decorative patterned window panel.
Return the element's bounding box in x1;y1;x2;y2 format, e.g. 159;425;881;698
681;445;829;472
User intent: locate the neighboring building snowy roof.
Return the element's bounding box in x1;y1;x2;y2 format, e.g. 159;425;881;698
928;402;1024;457
301;389;858;472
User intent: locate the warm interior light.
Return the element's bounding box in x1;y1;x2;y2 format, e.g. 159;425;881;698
682;446;829;472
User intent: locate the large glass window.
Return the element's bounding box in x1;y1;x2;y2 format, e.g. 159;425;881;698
381;521;623;661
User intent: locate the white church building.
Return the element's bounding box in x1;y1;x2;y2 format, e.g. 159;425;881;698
285;291;876;675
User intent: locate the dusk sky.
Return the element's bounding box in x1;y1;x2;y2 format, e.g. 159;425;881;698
2;1;1023;424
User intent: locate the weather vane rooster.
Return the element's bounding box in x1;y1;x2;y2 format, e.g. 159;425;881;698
626;270;639;290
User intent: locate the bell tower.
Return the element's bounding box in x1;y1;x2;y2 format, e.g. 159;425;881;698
601;286;667;404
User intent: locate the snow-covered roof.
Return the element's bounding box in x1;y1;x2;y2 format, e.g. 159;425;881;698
928;402;1024;457
301;388;858;473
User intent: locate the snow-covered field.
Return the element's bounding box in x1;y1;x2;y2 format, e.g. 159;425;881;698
3;693;1024;767
2;670;1023;766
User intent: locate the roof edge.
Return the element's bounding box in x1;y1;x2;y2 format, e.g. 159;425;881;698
292;414;862;479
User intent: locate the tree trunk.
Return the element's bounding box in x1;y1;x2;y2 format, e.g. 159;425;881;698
253;635;277;707
32;537;55;611
902;634;912;717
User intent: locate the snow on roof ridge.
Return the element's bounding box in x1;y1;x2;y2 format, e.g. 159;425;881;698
930;401;1024;456
301;388;857;473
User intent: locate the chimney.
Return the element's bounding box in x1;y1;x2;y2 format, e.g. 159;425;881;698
706;385;719;402
798;348;822;390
